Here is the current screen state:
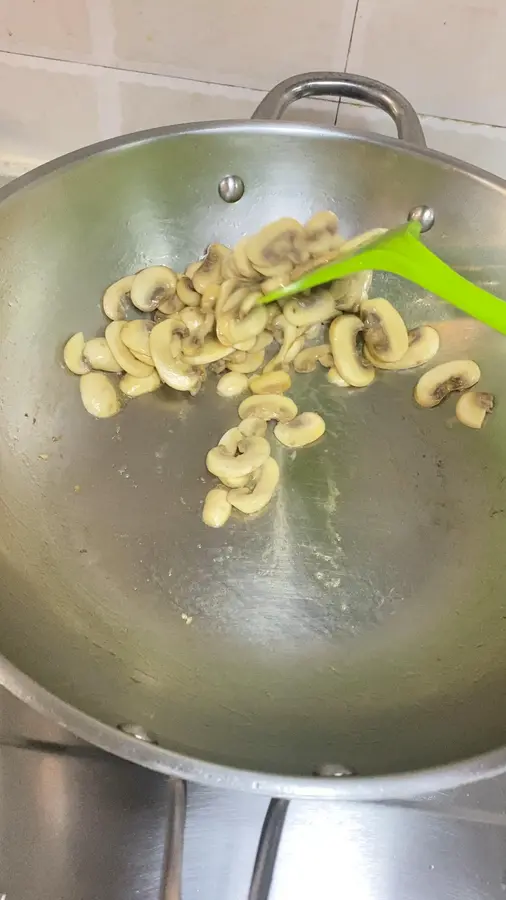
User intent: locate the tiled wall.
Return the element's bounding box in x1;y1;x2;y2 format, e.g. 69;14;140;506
0;0;505;177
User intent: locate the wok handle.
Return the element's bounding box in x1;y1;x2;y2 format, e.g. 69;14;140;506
251;71;426;147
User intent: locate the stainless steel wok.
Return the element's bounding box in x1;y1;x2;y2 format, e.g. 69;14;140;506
2;71;506;803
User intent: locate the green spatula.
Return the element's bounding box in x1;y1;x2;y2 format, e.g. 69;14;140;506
259;221;506;336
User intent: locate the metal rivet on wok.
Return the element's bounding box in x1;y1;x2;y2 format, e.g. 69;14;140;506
408;205;435;233
117;723;157;743
218;175;245;203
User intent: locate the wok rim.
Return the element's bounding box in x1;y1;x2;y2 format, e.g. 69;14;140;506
2;117;506;799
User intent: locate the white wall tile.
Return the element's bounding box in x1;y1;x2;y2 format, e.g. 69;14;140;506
0;0;92;59
111;0;357;90
336;103;506;182
347;0;506;126
0;53;101;161
119;73;337;134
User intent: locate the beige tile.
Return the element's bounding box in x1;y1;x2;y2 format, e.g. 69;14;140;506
337;103;506;182
347;0;506;127
0;53;101;161
112;0;357;89
0;0;92;58
119;75;337;134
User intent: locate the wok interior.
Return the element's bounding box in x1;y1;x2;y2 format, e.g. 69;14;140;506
2;124;506;778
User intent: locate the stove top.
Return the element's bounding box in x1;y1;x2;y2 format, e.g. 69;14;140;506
2;688;506;899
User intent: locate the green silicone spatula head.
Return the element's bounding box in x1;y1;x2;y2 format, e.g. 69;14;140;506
259;221;506;337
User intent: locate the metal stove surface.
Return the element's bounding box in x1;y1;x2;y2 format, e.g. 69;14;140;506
2;689;506;899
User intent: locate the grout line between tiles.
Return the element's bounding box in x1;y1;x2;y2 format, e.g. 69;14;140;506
335;0;362;125
338;100;506;131
0;46;505;132
344;0;361;72
0;48;336;110
87;0;116;65
87;0;122;138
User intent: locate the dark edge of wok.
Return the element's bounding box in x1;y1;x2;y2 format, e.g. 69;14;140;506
2;111;506;802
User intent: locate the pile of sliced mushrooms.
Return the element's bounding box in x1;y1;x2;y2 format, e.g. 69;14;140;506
63;211;495;528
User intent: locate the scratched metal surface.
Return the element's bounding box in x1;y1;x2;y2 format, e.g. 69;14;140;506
2;124;506;786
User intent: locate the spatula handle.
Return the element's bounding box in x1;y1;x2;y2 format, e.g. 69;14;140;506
387;234;506;336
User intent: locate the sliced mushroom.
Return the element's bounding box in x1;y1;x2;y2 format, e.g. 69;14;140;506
329;271;372;313
414;360;481;408
249;370;291;394
283;335;306;365
218;426;243;454
239;290;263;318
228;457;280;515
265;302;282;329
202;486;232;528
130;266;178;313
365;325;440;371
304;210;342;257
261;274;291;294
188;340;234;366
217;305;268;347
303;323;324;342
274;412;326;448
157;294;184;316
283;290;338;328
206;436;271;480
176;276;201;307
83;337;122;373
212;429;256;489
338;227;387;256
180;306;206;334
247;218;307;275
238;394;298;423
293;344;331;374
222;251;241;280
220;285;251;316
252;331;274;352
105;322;154;378
456;391;494;429
192;244;227;293
119;370;161;398
150;317;202;393
121;319;155;365
227;350;265;374
181;310;215;356
170;333;182;357
185;260;200;282
232;236;260;280
238;416;268;437
263;313;299;374
327;366;350;386
63;332;90;375
102;275;135;321
209;359;228;376
200;283;221;312
216;371;249;398
361;297;409;363
227;349;247;364
329;315;375;388
232;336;257;352
215;279;242;317
79;372;121;418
